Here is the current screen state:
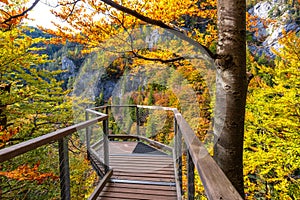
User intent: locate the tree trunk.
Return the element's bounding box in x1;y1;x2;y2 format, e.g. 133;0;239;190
214;0;247;198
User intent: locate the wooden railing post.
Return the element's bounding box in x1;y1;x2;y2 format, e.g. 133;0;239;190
103;118;109;172
85;111;91;152
105;106;109;134
174;118;178;158
58;137;71;200
187;151;195;200
174;118;182;193
136;106;140;136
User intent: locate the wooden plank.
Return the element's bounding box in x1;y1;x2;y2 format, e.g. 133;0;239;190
103;184;177;196
109;165;174;172
107;141;138;154
114;170;175;178
113;171;175;178
109;159;173;165
109;154;175;175
99;191;176;200
110;154;173;159
98;197;123;200
99;197;139;200
111;174;175;182
109;156;173;163
109;159;173;164
110;167;174;174
107;135;173;152
110;161;173;166
103;182;176;191
174;110;243;200
110;155;173;160
106;183;176;191
112;169;175;175
109;161;174;168
114;171;175;182
0;116;107;162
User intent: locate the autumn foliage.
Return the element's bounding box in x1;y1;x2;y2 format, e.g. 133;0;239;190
0;0;33;29
0;161;58;184
0;0;299;199
244;31;300;199
0;126;20;148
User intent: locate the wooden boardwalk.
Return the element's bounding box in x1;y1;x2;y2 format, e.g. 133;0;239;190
0;105;243;200
93;141;178;200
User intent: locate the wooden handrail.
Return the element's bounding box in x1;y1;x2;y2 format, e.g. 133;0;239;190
0;115;107;162
174;110;242;199
89;105;242;199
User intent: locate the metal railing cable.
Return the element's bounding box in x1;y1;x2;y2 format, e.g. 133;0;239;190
0;114;108;200
86;108;110;174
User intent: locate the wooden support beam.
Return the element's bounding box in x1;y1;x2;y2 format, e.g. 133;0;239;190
103;118;109;172
85;111;91;151
187;151;195;200
58;138;71;200
136;106;140;136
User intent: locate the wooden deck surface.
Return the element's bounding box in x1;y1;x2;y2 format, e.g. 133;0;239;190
94;142;178;200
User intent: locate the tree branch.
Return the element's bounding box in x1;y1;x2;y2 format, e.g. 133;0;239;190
100;0;216;59
1;0;40;25
246;71;254;85
58;0;81;20
131;50;184;63
101;0;172;30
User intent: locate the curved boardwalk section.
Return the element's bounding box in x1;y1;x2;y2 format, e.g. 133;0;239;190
96;141;177;200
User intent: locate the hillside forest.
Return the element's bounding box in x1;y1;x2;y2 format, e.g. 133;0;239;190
0;0;299;199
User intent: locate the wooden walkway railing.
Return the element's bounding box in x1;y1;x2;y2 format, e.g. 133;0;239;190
89;139;177;200
0;105;243;200
87;105;242;199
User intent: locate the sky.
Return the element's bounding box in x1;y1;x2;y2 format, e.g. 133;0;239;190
26;0;59;29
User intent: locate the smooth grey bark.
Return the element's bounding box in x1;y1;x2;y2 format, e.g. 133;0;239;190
214;0;247;197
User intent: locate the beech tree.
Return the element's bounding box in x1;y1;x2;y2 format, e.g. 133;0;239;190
2;0;247;197
213;0;246;197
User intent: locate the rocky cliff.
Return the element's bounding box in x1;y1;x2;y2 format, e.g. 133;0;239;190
248;0;299;58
